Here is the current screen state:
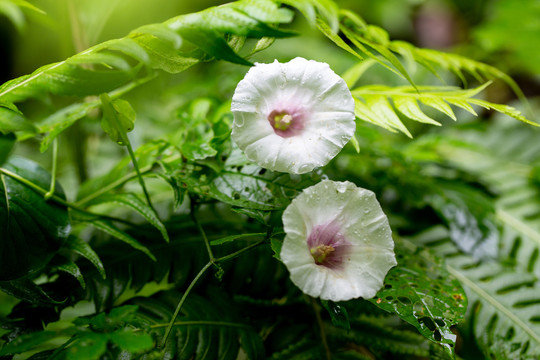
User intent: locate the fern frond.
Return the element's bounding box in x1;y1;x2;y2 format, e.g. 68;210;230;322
391;41;527;100
435;122;540;277
351;83;535;137
413;226;540;359
280;0;339;32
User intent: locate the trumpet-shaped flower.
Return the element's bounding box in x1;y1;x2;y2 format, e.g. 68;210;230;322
231;57;355;174
280;180;397;301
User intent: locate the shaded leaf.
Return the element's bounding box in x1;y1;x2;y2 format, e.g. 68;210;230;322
63;235;106;280
370;239;467;357
88;219;156;261
0;157;70;281
88;193;169;242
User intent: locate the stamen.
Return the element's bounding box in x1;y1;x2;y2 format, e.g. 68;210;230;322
273;113;293;131
310;244;335;265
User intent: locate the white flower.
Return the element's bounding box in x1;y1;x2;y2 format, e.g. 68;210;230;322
231;57;355;174
280;180;397;301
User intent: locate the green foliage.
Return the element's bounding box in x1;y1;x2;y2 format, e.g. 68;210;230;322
352;83;535;137
0;0;538;359
413;226;540;359
370;240;466;356
0;157;70;281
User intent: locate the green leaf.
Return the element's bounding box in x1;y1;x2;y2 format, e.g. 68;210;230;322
37;99;97;152
0;277;63;305
0;330;60;356
100;93;135;146
89;219;156;261
108;330;154;353
0;132;15;165
393;95;441;126
210;232;265;246
370;239;467;357
0;157;70;281
414;226;540;359
131;289;264;359
88;193;169;242
65;333;108;360
426;181;499;260
63;235;106;280
0;105;36;134
351;83;535;136
56;260;86;289
321;300;350;330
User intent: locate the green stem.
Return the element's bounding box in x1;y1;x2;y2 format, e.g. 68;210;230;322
191;201;215;262
216;238;265;263
44;138;58;199
160;261;213;348
311;297;331;360
125;140;156;213
150;320;250;329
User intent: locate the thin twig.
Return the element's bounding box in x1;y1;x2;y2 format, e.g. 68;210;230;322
311;297;331;360
160;261;213;348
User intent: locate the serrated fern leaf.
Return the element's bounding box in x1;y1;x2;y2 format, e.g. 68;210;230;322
413;226;540;359
130;290;264;359
351;83;535;136
281;0;339;31
435;122;540;277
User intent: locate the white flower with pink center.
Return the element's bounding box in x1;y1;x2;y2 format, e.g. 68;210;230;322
231;57;355;174
280;180;397;301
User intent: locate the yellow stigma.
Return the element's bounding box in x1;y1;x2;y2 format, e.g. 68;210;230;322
310;245;335;265
274;113;293;131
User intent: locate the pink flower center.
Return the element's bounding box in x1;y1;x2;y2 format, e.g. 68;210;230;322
307;221;351;270
267;108;305;138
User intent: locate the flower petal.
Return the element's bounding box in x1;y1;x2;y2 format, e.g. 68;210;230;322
231;57;355;174
280;180;397;301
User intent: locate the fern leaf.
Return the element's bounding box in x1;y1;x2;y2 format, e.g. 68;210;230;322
281;0;339;31
413;226;540;359
351;83;535;136
435;121;540;277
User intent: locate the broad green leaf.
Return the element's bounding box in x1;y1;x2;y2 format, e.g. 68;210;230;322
321;300;350;330
89;219;156;261
0;132;15;165
0;105;36;134
108;330;154;353
0;277;63;305
100;93;135;146
88;193;169;242
0;157;70;280
370;239;467;357
0;331;61;356
63;236;106;280
65;333;108;360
